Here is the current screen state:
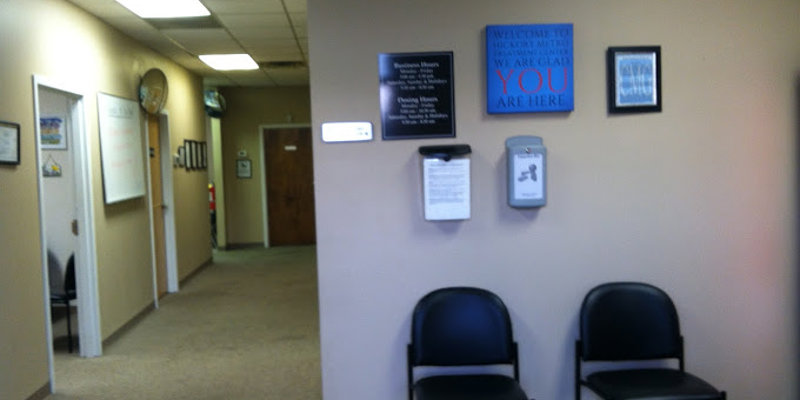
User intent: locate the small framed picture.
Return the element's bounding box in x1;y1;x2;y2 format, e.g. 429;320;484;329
184;140;190;169
201;142;208;169
184;139;194;170
607;46;661;114
177;145;186;167
40;116;67;150
0;120;21;165
236;158;252;179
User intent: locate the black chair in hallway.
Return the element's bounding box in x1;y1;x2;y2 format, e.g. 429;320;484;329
575;281;726;400
50;254;77;353
407;287;530;400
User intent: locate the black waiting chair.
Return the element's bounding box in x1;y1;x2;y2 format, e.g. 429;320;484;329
407;287;529;400
575;282;726;400
50;254;77;353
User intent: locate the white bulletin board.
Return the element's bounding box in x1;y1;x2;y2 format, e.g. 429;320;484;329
97;93;146;204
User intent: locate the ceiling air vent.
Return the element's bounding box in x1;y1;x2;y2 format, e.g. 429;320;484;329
258;61;306;69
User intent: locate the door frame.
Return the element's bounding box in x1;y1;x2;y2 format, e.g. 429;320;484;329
33;75;103;390
258;123;312;248
145;111;179;299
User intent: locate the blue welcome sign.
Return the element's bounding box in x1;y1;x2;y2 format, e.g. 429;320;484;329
486;23;574;114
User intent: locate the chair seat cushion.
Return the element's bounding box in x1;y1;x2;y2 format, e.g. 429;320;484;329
586;368;723;399
414;374;528;400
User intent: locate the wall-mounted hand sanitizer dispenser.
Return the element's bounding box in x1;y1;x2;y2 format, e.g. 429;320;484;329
506;136;546;208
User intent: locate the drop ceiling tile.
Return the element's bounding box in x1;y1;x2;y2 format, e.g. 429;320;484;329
102;15;159;36
247;46;303;61
216;13;291;29
228;26;296;41
203;0;284;14
241;38;298;51
67;0;309;87
253;53;305;63
161;28;232;43
169;53;214;71
293;25;307;37
289;12;307;28
225;70;277;87
283;0;307;13
162;28;243;54
264;68;309;86
67;0;133;18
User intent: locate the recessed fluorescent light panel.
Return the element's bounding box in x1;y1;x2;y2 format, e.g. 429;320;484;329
116;0;210;19
199;54;259;71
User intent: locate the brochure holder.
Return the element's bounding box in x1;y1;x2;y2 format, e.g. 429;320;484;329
418;145;472;221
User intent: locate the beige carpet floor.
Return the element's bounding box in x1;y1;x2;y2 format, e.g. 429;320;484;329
46;245;321;400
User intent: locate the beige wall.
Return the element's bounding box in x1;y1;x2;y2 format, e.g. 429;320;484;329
218;87;311;245
310;0;800;399
0;1;210;398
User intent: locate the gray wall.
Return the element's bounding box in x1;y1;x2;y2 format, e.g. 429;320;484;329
309;0;800;399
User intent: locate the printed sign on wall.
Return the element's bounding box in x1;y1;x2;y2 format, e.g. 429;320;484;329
379;51;455;140
486;23;574;114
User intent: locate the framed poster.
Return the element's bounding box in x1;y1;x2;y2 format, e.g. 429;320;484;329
236;158;251;178
379;51;455;140
97;93;146;204
191;141;198;169
0;120;20;165
201;142;208;169
185;139;194;170
486;23;574;113
607;46;661;113
177;145;185;167
40;116;67;150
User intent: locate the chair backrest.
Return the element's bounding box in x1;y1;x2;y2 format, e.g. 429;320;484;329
579;282;682;361
410;287;515;367
64;254;76;294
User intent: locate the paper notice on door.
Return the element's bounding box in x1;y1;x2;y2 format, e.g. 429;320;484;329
423;158;470;221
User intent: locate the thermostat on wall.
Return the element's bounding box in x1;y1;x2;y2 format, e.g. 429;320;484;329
321;121;373;143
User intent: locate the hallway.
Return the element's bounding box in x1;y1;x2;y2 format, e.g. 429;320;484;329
46;246;321;400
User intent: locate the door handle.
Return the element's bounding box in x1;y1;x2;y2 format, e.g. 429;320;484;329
71;219;78;236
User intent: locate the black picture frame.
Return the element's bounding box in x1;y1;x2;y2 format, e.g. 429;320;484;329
607;46;661;114
201;142;208;169
191;141;198;169
379;51;456;140
184;139;194;170
0;120;21;165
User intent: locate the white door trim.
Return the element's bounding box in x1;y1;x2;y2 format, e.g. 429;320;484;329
258;123;312;248
33;75;103;391
160;113;179;293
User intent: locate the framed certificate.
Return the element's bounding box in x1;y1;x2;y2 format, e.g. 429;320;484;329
236;158;252;179
607;46;661;114
0;120;20;165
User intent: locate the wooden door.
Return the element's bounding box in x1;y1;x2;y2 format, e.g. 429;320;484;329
147;114;167;296
264;127;316;246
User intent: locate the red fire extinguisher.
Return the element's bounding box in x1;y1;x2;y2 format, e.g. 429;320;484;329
208;183;216;212
209;183;217;248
